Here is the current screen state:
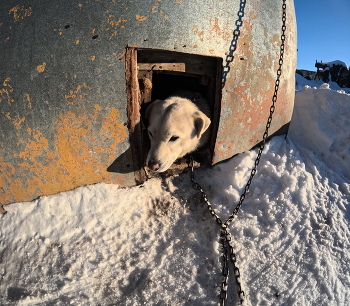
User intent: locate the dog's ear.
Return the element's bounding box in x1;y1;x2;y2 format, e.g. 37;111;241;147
193;111;211;138
145;99;163;120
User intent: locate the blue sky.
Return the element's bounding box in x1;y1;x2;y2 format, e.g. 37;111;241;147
294;0;350;71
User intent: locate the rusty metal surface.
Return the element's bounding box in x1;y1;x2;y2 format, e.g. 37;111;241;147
213;0;297;162
0;0;296;205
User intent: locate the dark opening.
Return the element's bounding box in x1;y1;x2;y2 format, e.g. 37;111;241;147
126;47;222;183
151;74;208;101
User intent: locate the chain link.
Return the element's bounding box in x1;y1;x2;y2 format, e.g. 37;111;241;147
222;0;247;89
190;1;287;304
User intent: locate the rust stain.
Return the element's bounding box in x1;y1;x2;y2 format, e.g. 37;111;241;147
23;93;32;109
210;17;231;41
36;63;46;73
0;78;14;105
118;50;126;61
214;19;256;162
151;6;168;21
248;9;258;21
135;15;147;21
64;83;92;105
215;140;235;159
15;128;48;160
192;25;204;42
9;5;32;22
106;12;128;40
215;18;287;163
1;106;128;204
3;112;26;130
0;156;17;202
270;33;280;51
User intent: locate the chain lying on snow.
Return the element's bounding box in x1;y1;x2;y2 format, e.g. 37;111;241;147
190;1;287;305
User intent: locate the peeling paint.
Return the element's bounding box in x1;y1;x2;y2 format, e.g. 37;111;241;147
9;5;32;22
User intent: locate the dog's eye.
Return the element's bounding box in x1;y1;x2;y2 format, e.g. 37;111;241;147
169;136;179;142
148;131;153;138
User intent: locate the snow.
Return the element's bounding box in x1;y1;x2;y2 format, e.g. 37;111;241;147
291;79;350;180
295;72;350;94
320;60;349;69
1;74;350;306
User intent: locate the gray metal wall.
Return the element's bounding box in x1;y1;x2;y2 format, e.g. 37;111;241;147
0;0;296;205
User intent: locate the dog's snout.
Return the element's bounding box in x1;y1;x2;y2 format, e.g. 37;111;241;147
148;159;160;171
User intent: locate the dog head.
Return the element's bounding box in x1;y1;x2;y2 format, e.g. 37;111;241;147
145;96;211;172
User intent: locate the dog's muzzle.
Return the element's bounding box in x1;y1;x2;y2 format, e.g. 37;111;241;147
147;159;160;171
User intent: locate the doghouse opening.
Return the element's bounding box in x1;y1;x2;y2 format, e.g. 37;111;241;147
125;47;222;183
151;74;208;101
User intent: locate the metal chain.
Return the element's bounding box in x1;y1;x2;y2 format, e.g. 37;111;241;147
191;159;245;305
225;0;286;228
191;1;287;304
222;0;247;89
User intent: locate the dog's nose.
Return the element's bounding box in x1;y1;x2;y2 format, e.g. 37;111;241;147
148;160;160;170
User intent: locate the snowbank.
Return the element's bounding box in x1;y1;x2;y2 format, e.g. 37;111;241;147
1;75;350;306
295;72;350;93
290;80;350;180
322;60;348;69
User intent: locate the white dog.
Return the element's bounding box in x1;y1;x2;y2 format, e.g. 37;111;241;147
145;92;211;172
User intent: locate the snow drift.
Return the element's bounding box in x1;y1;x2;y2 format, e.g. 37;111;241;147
1;75;350;306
